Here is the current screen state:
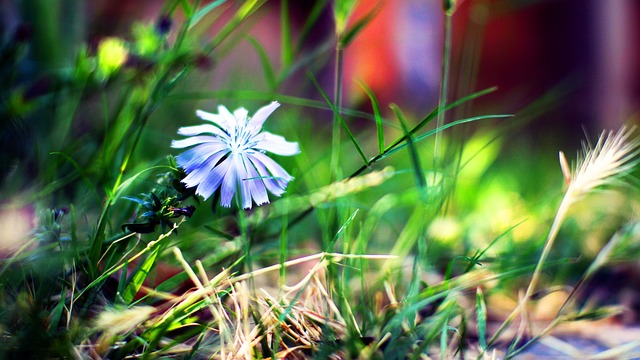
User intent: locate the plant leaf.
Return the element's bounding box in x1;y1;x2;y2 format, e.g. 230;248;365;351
476;287;488;350
391;104;425;190
190;0;227;27
308;72;368;165
247;36;277;90
359;80;385;154
122;246;160;303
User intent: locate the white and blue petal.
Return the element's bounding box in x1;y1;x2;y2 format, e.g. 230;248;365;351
176;124;225;137
171;135;220;149
254;132;300;156
194;156;231;199
181;150;228;188
247;152;293;196
219;154;241;207
176;143;227;172
247;101;280;134
195;109;228;129
243;156;269;207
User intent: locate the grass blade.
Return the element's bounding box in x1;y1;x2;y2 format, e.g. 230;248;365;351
391;104;425;190
190;0;227;27
476;287;488;350
246;36;277;90
122;246;160;303
358;80;385;154
339;1;382;48
349;87;502;178
308;72;368;165
280;0;293;69
381;114;513;161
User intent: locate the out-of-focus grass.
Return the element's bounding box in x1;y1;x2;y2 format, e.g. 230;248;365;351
1;1;640;359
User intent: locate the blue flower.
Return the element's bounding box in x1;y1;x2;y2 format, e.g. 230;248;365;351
172;101;299;209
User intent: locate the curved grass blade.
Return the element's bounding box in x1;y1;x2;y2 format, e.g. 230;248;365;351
122;246;161;303
359;79;385;154
246;36;277;90
308;72;368;165
391;104;425;191
339;1;383;48
190;0;227;28
381;114;513;161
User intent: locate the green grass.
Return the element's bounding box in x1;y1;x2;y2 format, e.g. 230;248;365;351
1;0;640;359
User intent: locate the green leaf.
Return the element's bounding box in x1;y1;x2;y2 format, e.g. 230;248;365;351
46;152;100;201
381;114;513;160
122;246;160;303
190;0;227;27
334;0;359;35
247;36;277;90
327;209;360;251
340;2;382;48
476;287;488;350
358;80;385;154
112;165;173;204
48;289;67;332
465;221;526;274
349;87;501;178
386;87;499;154
205;0;266;53
308;72;368;165
280;0;293;69
203;225;235;240
391;104;425;190
180;0;195;17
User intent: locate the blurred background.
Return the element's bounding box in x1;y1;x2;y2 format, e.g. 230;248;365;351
3;0;639;144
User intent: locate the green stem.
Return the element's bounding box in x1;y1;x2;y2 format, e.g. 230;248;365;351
331;45;344;181
434;13;453;180
486;189;573;352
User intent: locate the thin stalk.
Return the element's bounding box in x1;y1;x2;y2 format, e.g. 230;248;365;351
237;202;252;276
331;45;344;181
280;0;293;70
487;191;572;349
434;13;453;178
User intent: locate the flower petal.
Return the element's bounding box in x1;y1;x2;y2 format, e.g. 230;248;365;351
219;154;239;207
181;151;228;188
171;135;221;149
176;143;228;172
195;110;229;130
248;152;293;196
247;101;280;133
177;124;225;137
218;105;239;136
235;156;253;209
243;157;269;207
194;156;231;200
254;132;300;156
234;108;248;124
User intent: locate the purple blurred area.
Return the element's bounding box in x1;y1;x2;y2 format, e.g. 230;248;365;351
2;0;639;147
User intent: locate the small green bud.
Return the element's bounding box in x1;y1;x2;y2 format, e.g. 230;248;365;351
443;0;456;15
